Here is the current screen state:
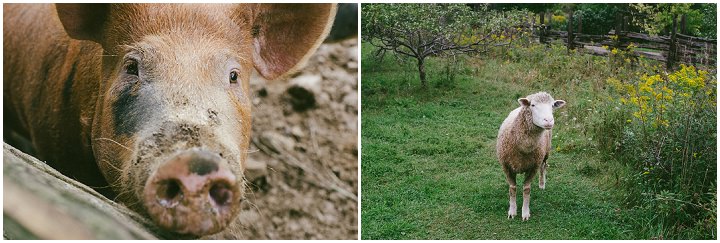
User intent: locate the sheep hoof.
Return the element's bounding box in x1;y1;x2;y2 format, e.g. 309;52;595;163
522;213;531;221
539;184;545;190
507;212;516;219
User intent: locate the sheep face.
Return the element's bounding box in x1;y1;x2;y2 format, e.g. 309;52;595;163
518;93;565;130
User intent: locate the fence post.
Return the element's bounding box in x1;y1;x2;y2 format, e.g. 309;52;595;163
567;10;574;51
680;14;687;35
613;12;623;50
539;12;547;44
577;15;582;36
667;15;678;70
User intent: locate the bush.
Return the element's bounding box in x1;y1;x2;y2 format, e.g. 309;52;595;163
599;64;717;239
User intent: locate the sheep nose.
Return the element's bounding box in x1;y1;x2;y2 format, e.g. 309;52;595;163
543;118;554;128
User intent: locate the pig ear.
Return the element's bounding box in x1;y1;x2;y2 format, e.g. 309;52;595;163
518;98;531;107
553;100;566;108
55;3;110;42
250;4;337;80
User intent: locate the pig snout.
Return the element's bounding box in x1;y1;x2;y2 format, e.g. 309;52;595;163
143;149;241;236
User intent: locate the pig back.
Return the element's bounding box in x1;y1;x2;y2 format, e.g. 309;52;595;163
3;3;109;195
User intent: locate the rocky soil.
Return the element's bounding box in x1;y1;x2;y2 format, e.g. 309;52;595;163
225;39;358;239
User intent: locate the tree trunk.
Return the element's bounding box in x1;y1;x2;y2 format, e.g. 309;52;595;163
418;58;427;88
2;143;175;240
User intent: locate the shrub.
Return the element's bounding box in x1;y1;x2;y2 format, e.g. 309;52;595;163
599;64;717;239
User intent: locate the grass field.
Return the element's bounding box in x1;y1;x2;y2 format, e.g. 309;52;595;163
360;43;640;239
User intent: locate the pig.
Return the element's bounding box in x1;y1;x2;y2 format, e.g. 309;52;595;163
3;3;336;237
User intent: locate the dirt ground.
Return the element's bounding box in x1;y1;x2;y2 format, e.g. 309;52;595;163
223;39;358;240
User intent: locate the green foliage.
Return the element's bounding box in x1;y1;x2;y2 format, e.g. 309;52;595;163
572;4;623;35
361;3;529;87
598;63;717;239
362;4;476;40
631;3;717;38
697;4;717;38
488;3;555;14
551;14;568;30
495;3;716;38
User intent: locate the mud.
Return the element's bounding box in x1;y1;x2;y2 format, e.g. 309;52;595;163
224;39;358;239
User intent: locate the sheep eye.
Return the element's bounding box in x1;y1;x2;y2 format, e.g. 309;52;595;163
531;104;535;107
229;70;238;84
125;59;139;76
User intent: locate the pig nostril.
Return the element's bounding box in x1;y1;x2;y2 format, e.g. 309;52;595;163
209;182;232;207
156;179;183;208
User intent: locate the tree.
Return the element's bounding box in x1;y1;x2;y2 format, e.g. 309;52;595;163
630;3;717;38
362;3;526;88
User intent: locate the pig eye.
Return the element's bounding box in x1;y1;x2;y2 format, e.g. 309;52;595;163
531;104;535;107
229;70;239;84
124;59;139;76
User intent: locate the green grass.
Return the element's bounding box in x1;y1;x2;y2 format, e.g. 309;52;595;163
360;43;636;239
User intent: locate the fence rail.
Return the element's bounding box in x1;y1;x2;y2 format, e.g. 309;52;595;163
529;13;717;70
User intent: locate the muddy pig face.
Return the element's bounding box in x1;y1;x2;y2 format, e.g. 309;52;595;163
55;4;336;236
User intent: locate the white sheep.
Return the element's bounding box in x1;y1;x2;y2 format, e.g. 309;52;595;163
496;92;565;221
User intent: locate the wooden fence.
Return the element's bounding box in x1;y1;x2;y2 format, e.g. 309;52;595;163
531;13;717;70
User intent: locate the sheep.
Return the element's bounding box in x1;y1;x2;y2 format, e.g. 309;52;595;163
496;92;566;221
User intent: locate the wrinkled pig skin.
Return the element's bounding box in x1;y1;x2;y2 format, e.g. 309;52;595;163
3;3;336;237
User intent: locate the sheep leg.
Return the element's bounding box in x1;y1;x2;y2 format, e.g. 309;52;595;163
522;169;537;221
539;155;548;189
504;171;517;219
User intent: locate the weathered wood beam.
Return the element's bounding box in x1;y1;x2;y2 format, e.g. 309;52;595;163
2;143;172;240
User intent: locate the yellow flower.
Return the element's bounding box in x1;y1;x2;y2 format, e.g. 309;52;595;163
630;97;639;105
625;84;637;96
661;120;669;127
662;86;673;95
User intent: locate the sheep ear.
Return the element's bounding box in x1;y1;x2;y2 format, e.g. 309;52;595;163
248;4;337;80
55;4;110;42
553;100;566;108
518;98;531;107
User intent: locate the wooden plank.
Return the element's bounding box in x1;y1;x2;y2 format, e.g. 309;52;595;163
635;50;666;61
677;38;718;49
2;143;172;240
677;32;717;43
527;26;715;67
623;32;669;44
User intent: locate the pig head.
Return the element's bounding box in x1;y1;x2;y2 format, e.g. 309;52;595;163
3;3;336;236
